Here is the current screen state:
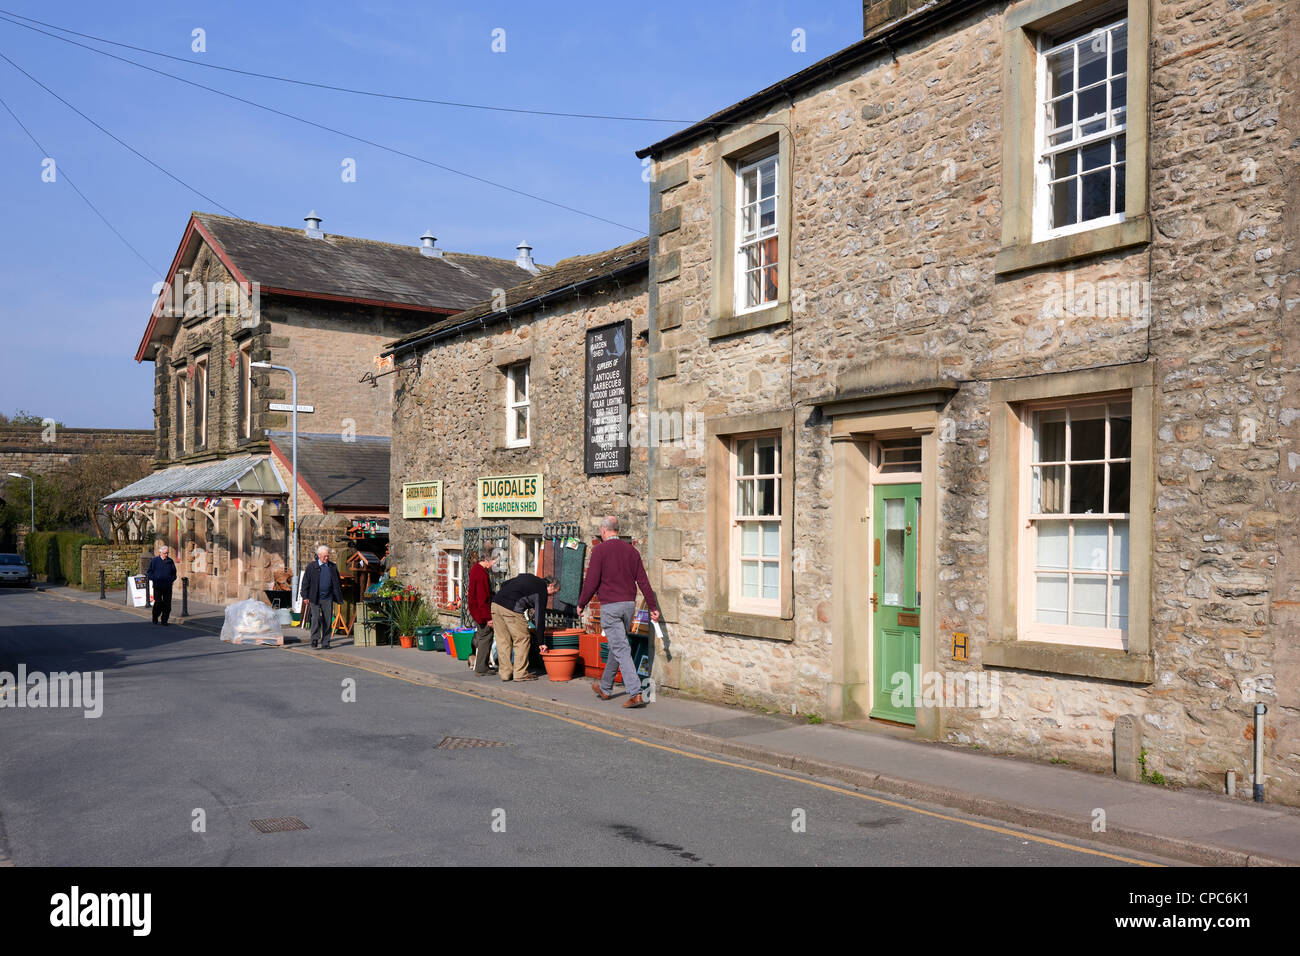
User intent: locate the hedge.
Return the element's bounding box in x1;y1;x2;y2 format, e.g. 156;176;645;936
24;531;105;584
23;532;56;579
59;534;104;586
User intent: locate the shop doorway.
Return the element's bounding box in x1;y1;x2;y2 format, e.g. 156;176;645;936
871;482;921;725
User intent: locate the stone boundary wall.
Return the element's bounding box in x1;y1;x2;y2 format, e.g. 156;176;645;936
81;544;148;591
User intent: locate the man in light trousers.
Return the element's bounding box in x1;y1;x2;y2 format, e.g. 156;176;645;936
578;516;659;709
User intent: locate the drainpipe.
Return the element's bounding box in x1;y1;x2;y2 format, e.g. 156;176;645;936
646;159;663;666
1253;703;1267;803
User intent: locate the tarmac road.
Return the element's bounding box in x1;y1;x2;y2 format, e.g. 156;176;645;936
0;588;1173;866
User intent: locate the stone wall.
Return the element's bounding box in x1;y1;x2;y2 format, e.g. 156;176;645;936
646;0;1298;803
390;275;651;610
0;426;154;482
80;544;148;590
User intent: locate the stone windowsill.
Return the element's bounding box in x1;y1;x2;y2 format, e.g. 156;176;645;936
983;640;1154;684
702;608;794;642
994;216;1151;276
707;301;790;340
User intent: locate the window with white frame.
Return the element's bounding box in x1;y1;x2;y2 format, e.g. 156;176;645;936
731;434;782;613
194;355;209;449
517;534;542;577
1023;397;1131;648
1036;16;1127;239
445;550;463;608
735;153;779;314
506;362;530;447
238;342;252;440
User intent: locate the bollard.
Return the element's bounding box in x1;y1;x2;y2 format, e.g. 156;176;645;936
99;569;106;600
181;577;189;618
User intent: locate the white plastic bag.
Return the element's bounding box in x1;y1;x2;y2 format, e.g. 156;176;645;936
220;599;284;646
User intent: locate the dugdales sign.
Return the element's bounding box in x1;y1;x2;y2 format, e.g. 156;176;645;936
477;474;544;518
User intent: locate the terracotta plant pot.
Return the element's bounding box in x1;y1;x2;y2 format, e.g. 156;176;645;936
541;648;580;682
399;634;415;649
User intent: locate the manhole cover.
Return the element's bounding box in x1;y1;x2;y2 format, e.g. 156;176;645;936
250;816;309;833
437;736;507;749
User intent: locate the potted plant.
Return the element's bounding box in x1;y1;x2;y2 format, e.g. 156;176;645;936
413;603;442;651
389;592;424;649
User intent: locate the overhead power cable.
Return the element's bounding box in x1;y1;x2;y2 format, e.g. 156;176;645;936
0;7;706;125
0;91;161;275
0;49;240;218
0;12;645;234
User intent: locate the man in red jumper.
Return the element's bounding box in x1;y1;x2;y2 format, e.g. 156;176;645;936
468;549;498;675
578;515;659;708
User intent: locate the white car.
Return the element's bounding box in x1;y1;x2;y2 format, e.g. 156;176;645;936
0;553;33;587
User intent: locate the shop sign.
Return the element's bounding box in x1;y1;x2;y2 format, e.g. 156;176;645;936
584;319;631;475
477;473;543;518
402;480;443;519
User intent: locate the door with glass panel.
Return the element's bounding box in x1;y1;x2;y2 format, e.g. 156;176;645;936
871;483;921;725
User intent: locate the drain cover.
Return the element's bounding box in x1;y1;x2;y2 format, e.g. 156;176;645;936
250;816;309;833
438;736;507;749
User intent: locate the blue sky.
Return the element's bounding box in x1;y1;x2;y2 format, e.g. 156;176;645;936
0;1;860;427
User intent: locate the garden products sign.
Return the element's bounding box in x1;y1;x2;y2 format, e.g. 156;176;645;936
584;319;631;475
402;481;443;519
478;474;544;518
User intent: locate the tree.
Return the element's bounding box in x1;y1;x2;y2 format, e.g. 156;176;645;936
1;409;61;427
51;453;151;541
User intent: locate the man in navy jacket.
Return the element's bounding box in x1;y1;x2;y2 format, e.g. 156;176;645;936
146;544;178;626
302;545;343;649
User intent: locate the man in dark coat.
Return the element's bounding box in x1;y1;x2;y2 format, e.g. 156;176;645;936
146;544;178;626
302;544;343;649
491;572;559;681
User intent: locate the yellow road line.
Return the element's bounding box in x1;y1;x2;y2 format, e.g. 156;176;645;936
294;649;1162;867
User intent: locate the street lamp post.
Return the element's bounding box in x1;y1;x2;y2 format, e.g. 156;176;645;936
251;362;299;609
6;472;35;536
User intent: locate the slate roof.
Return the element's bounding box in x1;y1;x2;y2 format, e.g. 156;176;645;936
387;237;649;351
103;456;285;501
268;432;391;511
196;213;540;312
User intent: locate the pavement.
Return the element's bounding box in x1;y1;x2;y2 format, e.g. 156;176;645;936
36;584;1300;867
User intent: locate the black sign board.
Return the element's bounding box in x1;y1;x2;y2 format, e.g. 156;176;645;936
584;319;632;475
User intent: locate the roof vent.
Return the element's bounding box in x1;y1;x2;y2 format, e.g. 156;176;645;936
419;230;442;258
515;240;539;274
304;210;324;239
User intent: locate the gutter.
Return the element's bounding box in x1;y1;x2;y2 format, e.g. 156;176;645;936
384;259;649;357
635;0;980;160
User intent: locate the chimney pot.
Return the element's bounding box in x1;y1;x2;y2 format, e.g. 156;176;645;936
515;240;538;274
419;230;442;258
304;210;324;239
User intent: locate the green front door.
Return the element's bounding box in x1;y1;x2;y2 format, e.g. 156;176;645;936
871;483;921;725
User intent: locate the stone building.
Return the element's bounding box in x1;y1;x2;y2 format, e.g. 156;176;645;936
635;0;1298;803
109;211;538;603
386;239;649;627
